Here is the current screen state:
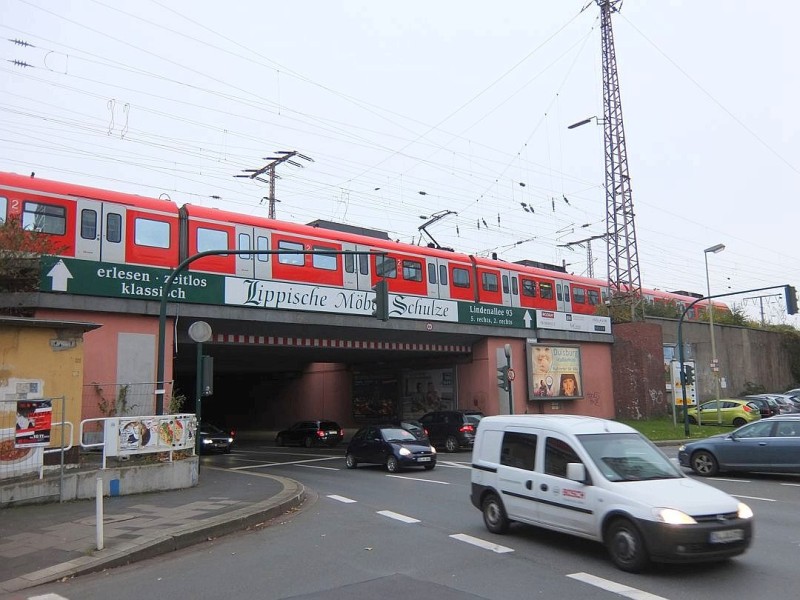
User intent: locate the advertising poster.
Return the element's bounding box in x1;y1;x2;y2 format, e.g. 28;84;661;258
14;399;52;447
352;373;399;420
527;345;583;401
113;415;195;456
402;368;455;420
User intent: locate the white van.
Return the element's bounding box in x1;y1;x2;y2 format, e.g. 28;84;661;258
470;415;753;572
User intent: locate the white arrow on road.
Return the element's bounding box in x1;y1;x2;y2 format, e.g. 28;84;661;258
47;259;73;291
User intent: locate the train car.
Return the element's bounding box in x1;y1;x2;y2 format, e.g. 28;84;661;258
0;171;725;320
0;172;180;268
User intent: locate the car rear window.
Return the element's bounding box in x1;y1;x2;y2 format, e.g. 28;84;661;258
320;421;339;430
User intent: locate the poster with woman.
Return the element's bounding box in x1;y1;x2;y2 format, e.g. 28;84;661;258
527;344;583;400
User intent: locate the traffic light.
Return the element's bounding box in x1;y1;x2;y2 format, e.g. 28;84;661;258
785;285;798;315
372;279;389;321
683;364;695;386
497;365;509;391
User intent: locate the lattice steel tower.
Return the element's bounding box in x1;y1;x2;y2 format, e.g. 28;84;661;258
598;0;642;319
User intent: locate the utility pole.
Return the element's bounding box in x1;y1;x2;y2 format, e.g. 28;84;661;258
743;293;781;326
235;150;313;219
557;233;606;278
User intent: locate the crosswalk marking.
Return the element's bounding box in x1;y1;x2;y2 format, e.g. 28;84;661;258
377;510;420;523
327;494;357;503
568;572;670;600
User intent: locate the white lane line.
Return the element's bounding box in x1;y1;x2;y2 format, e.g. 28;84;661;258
230;457;341;470
733;494;776;502
780;482;800;487
386;474;449;484
568;572;669;600
437;461;472;469
327;494;357;503
712;477;751;483
377;510;420;523
296;464;339;470
449;533;514;553
29;594;70;600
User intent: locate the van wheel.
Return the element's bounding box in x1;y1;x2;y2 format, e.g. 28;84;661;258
345;453;358;469
606;518;649;573
482;493;509;534
386;455;400;473
691;450;719;476
445;435;459;453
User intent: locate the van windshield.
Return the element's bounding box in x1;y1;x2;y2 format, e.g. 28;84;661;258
577;433;683;482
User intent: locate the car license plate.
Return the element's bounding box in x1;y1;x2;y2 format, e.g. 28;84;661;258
327;430;338;435
418;456;431;462
709;529;744;544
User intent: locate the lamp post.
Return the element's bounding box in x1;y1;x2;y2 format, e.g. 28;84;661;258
704;243;725;423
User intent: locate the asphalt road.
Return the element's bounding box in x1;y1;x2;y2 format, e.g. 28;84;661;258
18;441;800;600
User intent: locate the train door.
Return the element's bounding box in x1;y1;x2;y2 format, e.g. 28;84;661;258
426;258;451;299
555;278;572;312
500;268;518;307
234;225;272;280
341;242;372;290
75;199;126;264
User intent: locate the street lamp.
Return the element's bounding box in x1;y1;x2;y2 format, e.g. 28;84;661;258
704;243;725;423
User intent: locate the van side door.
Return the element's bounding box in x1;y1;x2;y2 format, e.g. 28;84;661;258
535;434;596;537
495;430;540;524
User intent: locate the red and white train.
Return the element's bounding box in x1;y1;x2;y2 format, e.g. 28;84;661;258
0;171;719;319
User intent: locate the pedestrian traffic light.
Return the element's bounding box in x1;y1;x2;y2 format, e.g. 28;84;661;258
683;364;695;386
497;365;509;391
785;285;798;315
372;279;389;321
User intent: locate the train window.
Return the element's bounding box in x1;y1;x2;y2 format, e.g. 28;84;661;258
556;283;563;302
106;213;122;243
0;196;6;223
359;253;369;275
588;290;600;305
540;282;553;300
22;201;66;235
403;260;423;282
521;279;536;297
452;267;470;288
238;233;251;259
482;272;499;292
256;236;269;262
439;264;448;285
277;240;304;265
428;263;437;284
564;285;570;302
197;227;228;253
502;274;509;294
80;209;97;240
134;217;170;248
511;276;519;295
345;253;354;273
573;287;586;304
376;255;397;278
312;245;337;271
687;308;696;320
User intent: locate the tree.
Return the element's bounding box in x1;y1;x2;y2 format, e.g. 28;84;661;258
0;216;67;292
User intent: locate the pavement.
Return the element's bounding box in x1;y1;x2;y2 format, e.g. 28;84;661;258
0;463;306;596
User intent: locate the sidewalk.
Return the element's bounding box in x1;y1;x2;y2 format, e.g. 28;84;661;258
0;465;306;595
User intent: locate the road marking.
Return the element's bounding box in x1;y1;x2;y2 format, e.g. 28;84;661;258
780;482;800;487
377;510;420;523
29;594;70;600
327;494;357;503
230;457;341;470
733;494;776;502
386;474;449;484
449;533;514;553
568;572;669;600
713;477;751;483
296;464;339;470
437;460;472;469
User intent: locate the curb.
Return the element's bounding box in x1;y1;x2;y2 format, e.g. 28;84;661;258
0;475;306;594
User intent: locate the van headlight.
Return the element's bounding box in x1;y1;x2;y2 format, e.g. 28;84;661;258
738;502;754;519
653;508;697;525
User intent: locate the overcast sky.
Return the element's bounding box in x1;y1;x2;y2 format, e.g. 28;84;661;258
1;0;798;325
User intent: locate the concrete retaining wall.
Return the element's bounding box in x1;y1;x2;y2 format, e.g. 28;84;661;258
1;456;199;508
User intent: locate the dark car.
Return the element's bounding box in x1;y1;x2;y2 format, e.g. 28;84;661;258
419;409;484;452
199;422;234;454
275;420;343;448
744;395;781;419
678;415;800;476
390;419;428;441
745;394;797;415
345;425;436;472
